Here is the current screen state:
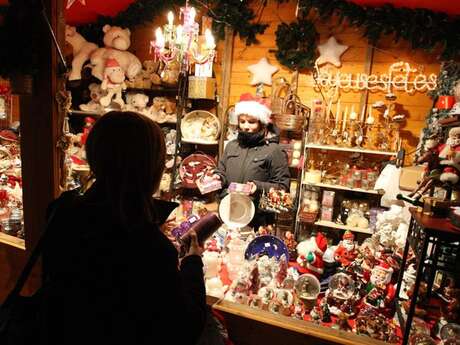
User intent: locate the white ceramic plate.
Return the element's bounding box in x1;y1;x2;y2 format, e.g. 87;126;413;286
219;193;255;229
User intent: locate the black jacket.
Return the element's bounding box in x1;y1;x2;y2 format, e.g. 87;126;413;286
41;188;206;345
215;126;290;194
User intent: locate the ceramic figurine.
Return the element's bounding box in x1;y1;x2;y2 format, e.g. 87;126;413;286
364;261;395;311
310;305;321;322
321;301;332;323
296;232;328;277
334;230;358;267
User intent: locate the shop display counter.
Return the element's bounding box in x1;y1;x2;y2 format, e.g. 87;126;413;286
208;297;390;345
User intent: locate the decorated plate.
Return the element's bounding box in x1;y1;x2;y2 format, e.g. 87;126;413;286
244;235;289;261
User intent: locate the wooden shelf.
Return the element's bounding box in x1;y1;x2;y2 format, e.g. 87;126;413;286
314;220;373;235
303;182;382;195
304;143;397;156
0;232;25;250
69;109;103;116
126;86;178;94
212;300;388;345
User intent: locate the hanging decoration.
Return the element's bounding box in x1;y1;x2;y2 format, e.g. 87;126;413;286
247;57;279;97
314;61;438;94
150;3;216;75
77;0;268;48
275;19;318;71
66;0;87;10
315;36;349;68
247;58;279;86
275;0;460;71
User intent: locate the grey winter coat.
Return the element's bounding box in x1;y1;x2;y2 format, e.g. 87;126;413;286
215;130;290;194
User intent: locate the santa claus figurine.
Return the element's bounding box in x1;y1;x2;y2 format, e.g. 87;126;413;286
439;127;460;184
296;232;328;277
364;261;396;311
334;230;358;267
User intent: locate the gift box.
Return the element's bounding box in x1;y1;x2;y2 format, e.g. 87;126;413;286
188;77;216;99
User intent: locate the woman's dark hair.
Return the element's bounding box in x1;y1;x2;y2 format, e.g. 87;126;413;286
85;111;166;226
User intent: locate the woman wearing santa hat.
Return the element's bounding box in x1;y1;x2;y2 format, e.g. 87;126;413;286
214;93;290;230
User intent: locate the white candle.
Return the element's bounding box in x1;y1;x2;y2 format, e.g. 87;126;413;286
335;99;341;127
167;11;174;27
360;105;366;123
155;27;165;49
342;106;348;132
349;105;357;120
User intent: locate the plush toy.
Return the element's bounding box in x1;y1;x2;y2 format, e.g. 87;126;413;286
125;93;151;117
99;59;127;108
142;60;161;87
161;60;181;85
296;232;328;277
90;25;142;81
334;230;358;267
79;83;106;113
150;97;168;123
65;25;98;81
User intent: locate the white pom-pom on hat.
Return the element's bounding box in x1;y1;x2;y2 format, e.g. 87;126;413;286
235;93;272;125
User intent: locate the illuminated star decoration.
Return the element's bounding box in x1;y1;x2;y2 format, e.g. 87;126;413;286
247;57;279;86
66;0;87;10
316;36;349;68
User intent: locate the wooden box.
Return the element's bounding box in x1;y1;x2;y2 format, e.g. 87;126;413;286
188;76;216;99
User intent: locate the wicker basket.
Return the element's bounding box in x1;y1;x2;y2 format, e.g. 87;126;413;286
298;211;318;224
273;90;309;132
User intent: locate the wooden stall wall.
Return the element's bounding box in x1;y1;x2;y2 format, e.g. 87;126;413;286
225;1;440;158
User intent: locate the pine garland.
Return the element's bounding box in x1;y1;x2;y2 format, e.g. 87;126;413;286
275;20;318;70
275;0;460;71
78;0;268;46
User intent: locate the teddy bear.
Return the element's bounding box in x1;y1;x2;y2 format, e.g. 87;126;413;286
79;83;106;113
142;60;161;88
90;25;142;82
65;25;98;81
150;97;168;123
160;60;180;85
99;59;127;108
124;93;151;117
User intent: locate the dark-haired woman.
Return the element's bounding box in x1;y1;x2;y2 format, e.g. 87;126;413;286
41;111;206;345
214;93;290;230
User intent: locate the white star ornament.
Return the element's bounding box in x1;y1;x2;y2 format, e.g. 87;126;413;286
247;57;278;86
316;36;349;68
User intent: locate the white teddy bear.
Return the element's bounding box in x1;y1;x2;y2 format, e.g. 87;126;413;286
90;25;142;81
65;25;98;81
124;93;151;117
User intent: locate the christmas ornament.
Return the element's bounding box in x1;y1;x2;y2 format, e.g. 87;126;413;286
247;57;278;86
315;37;348;68
66;0;86;10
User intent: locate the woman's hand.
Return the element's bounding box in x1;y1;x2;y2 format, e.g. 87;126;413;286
185;230;203;257
212;174;222;181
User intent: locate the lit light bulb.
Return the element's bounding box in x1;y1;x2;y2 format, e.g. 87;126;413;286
155;27;165;49
175;25;183;44
167;11;174;26
190;7;196;22
204;29;215;50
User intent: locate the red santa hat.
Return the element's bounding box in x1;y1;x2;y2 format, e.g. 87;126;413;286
315;232;328;255
375;261;393;274
105;58;120;68
343;230;354;241
234;93;272;125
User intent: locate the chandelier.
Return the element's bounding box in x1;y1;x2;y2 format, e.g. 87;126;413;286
150;2;216;76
